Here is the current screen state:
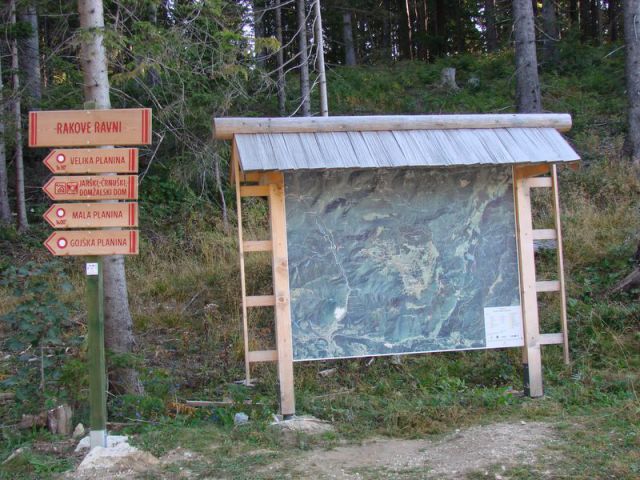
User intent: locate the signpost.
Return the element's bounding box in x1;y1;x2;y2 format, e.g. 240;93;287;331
28;108;151;147
43;175;138;201
43;148;138;174
43;203;138;229
44;230;139;256
30;107;151;449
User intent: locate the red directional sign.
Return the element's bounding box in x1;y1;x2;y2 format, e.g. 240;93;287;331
43;148;138;174
44;230;139;256
28;108;152;147
43;175;138;201
43;203;138;229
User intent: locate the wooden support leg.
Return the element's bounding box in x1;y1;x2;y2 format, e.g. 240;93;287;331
233;146;251;386
268;175;296;417
513;166;544;397
551;165;570;365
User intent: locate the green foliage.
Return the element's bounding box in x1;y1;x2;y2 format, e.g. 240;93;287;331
0;261;81;414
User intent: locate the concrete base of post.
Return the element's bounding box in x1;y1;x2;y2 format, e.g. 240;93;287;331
90;429;107;449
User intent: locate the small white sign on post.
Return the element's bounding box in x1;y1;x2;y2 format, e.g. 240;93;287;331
484;306;524;348
86;263;99;276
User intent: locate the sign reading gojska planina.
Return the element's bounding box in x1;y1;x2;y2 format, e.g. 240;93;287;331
44;230;139;256
43;175;138;201
43;203;138;229
43;148;138;174
29;108;151;147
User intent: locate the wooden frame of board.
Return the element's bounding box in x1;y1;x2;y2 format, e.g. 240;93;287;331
230;136;571;416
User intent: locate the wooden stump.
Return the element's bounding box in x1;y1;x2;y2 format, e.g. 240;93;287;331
47;404;73;436
441;68;460;90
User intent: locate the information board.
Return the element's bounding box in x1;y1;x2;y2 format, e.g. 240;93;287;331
285;166;523;361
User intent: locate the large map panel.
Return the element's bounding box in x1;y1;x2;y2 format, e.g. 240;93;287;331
285;166;521;361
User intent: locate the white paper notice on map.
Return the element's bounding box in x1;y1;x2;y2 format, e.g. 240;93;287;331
484;306;524;348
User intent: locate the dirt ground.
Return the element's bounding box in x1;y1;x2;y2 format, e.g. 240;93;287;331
277;421;558;479
66;421;559;479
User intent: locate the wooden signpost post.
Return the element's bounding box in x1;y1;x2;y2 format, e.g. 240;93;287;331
29;108;152;449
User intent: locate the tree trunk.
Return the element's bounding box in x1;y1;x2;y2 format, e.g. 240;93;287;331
314;0;328;116
18;1;42;104
609;0;618;42
569;0;578;26
404;0;414;59
253;0;266;68
590;0;600;43
435;0;447;57
10;0;28;232
542;0;559;65
297;0;311;116
0;57;10;224
343;11;357;65
454;0;465;53
624;0;640;166
382;0;391;58
580;0;591;41
78;0;142;395
485;0;499;52
513;0;542;112
275;0;286;116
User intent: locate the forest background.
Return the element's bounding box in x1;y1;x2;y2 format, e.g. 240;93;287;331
0;0;639;478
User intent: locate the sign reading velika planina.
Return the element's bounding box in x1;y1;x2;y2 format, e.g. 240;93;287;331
43;148;138;174
30;107;152;256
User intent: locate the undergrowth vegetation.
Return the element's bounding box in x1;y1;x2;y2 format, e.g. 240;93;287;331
1;42;639;478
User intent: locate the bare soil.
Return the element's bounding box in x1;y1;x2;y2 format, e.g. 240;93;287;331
269;421;558;479
61;421;559;479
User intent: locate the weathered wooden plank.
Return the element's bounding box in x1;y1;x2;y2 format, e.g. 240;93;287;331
516;163;551;178
243;240;273;252
536;280;561;292
240;185;270;197
245;295;276;307
247;350;278;363
29;108;152;147
213;114;573;139
234;143;251;386
269;176;296;417
513;166;544;398
539;333;564;345
552;164;570;364
524;177;553;188
532;229;557;240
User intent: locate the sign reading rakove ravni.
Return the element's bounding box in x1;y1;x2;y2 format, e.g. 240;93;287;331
285;165;523;361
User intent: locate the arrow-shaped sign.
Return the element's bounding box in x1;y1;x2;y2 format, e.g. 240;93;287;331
43;175;138;201
43;203;138;229
44;230;139;256
43;148;138;174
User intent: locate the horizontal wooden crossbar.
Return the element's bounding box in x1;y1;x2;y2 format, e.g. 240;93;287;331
536;280;560;292
247;350;278;363
532;229;557;240
245;295;276;307
240;185;270;197
524;177;553;188
539;333;564;345
243;240;273;252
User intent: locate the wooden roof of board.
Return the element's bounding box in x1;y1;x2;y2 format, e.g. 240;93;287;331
213;114;580;171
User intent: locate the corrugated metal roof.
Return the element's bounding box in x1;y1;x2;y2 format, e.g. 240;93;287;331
234;128;579;171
